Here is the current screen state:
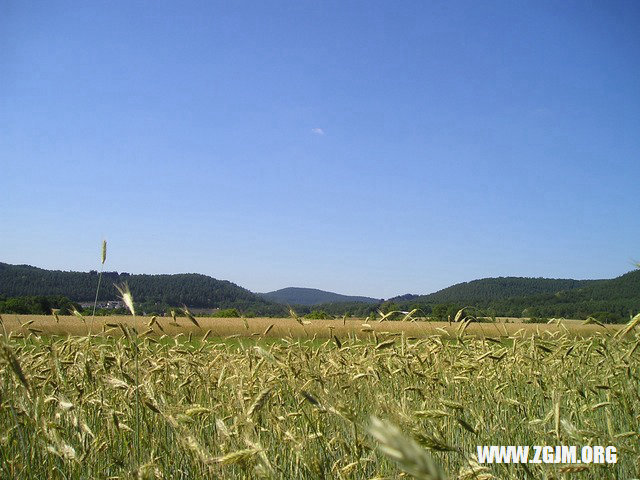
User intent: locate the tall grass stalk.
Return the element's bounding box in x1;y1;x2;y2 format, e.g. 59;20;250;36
115;282;140;466
90;240;107;334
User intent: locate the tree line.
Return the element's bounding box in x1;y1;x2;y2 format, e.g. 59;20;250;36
1;263;637;322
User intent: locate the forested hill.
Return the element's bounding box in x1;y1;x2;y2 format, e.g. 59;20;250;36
390;277;601;305
388;270;640;321
259;287;380;306
2;262;638;320
576;269;640;301
0;263;286;315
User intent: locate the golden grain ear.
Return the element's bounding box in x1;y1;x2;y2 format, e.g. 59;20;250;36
101;240;107;265
71;306;86;324
182;305;201;329
368;416;448;480
1;343;31;393
617;312;640;338
114;282;135;316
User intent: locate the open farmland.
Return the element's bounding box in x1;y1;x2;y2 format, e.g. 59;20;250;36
1;312;639;479
0;314;622;339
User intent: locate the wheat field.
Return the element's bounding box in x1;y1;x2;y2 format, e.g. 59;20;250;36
0;314;618;338
0;312;638;479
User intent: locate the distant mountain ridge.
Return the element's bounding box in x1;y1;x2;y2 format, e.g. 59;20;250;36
258;287;380;306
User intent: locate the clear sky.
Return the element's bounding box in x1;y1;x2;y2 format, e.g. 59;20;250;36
2;1;639;298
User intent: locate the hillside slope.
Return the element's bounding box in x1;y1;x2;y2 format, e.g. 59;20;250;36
259;287;380;306
390;277;601;304
390;271;640;321
0;262;285;315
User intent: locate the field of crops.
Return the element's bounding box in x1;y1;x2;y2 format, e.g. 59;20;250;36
1;313;639;479
0;314;617;339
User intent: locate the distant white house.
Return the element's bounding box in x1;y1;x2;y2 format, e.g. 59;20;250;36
79;300;125;310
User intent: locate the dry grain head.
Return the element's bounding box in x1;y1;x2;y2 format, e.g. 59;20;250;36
368;416;447;480
115;283;135;316
101;240;107;265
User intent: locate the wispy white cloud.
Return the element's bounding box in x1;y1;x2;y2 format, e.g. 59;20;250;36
311;127;325;136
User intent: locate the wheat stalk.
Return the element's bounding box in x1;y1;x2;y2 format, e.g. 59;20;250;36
114;281;140;466
91;240;107;332
368;416;447;480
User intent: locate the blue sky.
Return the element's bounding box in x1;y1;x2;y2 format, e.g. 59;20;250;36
2;1;639;298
